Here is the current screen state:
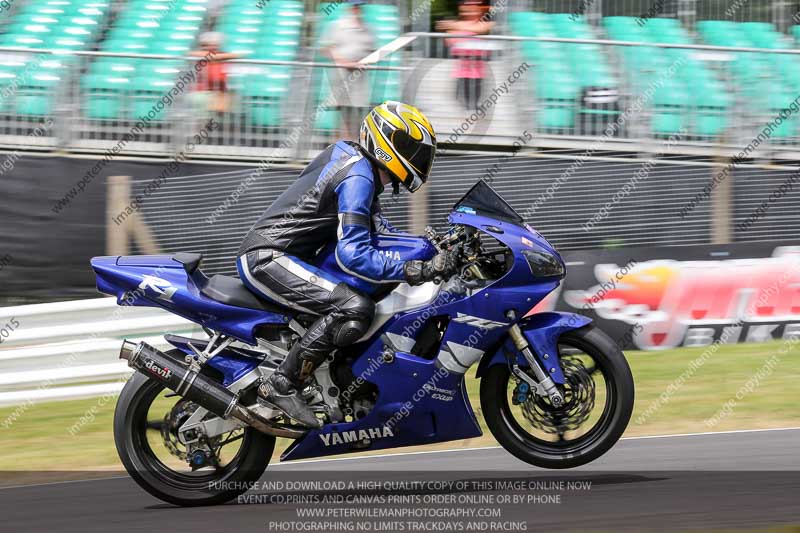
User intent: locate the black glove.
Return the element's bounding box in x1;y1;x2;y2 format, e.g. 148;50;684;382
404;249;459;286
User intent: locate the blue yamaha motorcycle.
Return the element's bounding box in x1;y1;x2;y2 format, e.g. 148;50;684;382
91;181;634;506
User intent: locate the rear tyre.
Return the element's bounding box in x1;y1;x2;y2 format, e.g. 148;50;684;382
114;362;275;506
480;324;634;469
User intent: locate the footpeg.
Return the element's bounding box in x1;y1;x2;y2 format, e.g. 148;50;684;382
259;388;323;429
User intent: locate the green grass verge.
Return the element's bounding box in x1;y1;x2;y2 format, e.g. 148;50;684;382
0;340;797;475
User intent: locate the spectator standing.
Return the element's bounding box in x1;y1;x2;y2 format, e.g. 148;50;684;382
190;32;239;121
436;0;494;111
320;0;375;139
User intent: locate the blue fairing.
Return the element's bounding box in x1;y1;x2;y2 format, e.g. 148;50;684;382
91;255;290;345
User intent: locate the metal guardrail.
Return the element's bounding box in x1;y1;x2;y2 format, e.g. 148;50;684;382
0;297;197;407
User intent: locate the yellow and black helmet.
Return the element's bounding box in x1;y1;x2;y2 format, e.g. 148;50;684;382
359;101;436;193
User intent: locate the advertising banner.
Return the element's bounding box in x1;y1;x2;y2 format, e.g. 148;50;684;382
537;243;800;351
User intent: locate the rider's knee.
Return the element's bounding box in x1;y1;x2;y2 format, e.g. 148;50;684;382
330;284;375;346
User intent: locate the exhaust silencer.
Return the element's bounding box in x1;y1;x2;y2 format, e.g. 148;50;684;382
119;340;304;438
120;340;238;418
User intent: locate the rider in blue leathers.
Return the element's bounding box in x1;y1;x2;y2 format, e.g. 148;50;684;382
237;102;456;428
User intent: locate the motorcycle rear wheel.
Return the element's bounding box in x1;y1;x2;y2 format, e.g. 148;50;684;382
480;324;634;469
114;362;275;506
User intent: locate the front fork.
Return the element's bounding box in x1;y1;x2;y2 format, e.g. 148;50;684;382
463;258;566;408
508;324;565;408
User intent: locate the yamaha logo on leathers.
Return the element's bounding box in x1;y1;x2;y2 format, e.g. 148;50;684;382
319;426;394;446
381;249;401;260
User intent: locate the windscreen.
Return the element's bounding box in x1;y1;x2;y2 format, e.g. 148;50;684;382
452;180;525;225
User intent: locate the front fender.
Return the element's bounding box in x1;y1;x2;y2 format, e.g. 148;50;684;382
475;312;592;384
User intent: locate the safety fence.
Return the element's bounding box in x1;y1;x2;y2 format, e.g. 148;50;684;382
505;0;800;27
3;30;800;160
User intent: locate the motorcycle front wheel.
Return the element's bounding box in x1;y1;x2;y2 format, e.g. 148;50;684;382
480;324;634;469
114;363;275;506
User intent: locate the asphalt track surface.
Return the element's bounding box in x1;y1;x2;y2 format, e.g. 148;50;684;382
3;428;799;533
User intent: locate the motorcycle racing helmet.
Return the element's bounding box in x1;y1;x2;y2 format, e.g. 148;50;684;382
359;101;436;193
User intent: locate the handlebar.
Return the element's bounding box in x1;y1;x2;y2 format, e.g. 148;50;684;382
425;225;488;283
425;225;466;253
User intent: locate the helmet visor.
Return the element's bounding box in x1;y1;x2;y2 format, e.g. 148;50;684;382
392;129;435;179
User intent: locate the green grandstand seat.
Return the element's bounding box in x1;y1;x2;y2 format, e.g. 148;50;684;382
535;71;578;130
228;45;257;57
509;13;538;36
131;78;175;120
2;34;52;48
766;91;799;138
74;6;107;18
109;28;158;41
83;73;132;119
555;21;594;39
162;31;197;45
221;16;263;29
60;24;96;37
548;13;579;25
603;16;641;32
228;35;260;47
49;36;87;49
103;39;152;54
166;21;203;33
233;67;291;126
90;58;138;77
27;5;68;17
646;17;681;31
13;14;60;26
578;63;615;88
65;15;100;29
697;20;740;42
15;72;60;116
651;80;688;136
692;80;731;137
147;60;184;79
740;22;774;36
256;44;297;61
314;109;340;131
8;23;53;38
521;41;564;63
774;55;800;85
117;18;163;31
160;42;193;55
0;69;21;112
173;13;204;24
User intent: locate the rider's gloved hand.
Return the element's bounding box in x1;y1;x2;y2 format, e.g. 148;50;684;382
404;249;459;286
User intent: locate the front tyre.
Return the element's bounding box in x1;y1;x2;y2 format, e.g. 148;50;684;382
114;366;275;506
481;324;634;469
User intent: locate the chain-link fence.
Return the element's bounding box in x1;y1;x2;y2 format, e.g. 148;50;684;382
2;1;800;161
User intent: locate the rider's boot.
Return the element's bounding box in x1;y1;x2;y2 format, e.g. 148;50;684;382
258;340;325;429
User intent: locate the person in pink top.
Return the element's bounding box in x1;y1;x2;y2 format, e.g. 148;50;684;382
436;0;495;111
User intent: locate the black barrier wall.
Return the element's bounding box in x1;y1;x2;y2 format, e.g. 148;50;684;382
0;155;243;302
